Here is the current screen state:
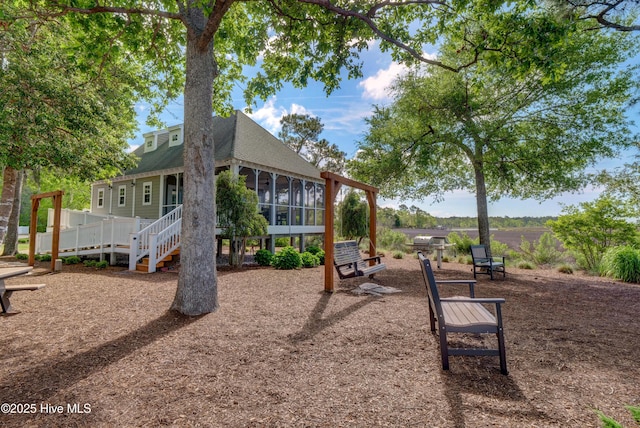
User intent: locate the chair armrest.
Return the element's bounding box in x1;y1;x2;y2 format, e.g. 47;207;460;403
362;256;382;264
440;297;505;304
492;256;505;263
335;262;356;270
436;279;477;297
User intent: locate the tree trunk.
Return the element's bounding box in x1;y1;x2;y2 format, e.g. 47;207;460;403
170;28;218;315
2;170;25;256
0;166;19;247
473;164;492;253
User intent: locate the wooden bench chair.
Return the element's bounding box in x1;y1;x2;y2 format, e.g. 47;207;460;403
1;266;46;315
418;252;508;374
333;240;386;280
470;244;506;280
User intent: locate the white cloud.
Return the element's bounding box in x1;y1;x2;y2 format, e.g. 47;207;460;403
359;62;409;101
248;98;315;135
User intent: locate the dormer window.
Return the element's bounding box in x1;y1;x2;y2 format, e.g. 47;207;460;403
168;125;183;147
143;132;158;152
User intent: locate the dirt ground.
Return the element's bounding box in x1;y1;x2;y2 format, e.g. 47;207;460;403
1;254;639;428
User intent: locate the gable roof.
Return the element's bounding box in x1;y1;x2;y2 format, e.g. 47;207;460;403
123;111;321;180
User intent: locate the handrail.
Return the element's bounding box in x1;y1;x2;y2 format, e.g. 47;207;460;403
129;205;182;270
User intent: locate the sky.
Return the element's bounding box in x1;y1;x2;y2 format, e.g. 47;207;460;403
131;41;639;219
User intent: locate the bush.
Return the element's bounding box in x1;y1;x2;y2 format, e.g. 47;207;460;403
557;264;574;274
392;251;404;259
300;251;320;268
84;259;108;269
517;260;534;269
254;249;273;266
520;232;564;266
376;227;408;252
275;237;290;247
62;256;82;265
305;245;322;255
315;249;325;265
272;246;302;270
447;232;478;254
600;246;640;283
15;253;28;260
35;254;52;262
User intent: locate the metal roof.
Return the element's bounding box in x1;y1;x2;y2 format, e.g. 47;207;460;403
123;111;321;180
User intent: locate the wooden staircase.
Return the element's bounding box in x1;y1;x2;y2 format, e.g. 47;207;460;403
136;248;180;273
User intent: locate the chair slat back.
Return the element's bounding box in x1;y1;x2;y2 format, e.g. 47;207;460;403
471;245;489;260
418;252;442;316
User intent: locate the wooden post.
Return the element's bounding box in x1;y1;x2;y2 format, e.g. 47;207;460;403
29;190;64;271
51;192;63;271
324;176;336;293
366;190;377;263
28;199;40;267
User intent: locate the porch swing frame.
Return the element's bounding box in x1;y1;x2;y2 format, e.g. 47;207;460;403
321;171;378;292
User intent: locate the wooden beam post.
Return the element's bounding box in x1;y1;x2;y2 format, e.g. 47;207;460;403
29;190;64;271
366;190;377;263
324;176;336;293
28;198;40;267
51;192;63;271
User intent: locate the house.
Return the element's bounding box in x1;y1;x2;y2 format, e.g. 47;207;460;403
89;110;326;256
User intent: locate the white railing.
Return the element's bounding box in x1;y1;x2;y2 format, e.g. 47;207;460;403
129;205;182;271
36;217;141;257
46;208;114;230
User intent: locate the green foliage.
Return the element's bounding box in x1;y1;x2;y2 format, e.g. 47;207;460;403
517;260;534;269
62;256;81;265
596;405;640;428
254;249;273;267
520;232;564;266
447;232;479;254
305;246;325;265
557;264;574;275
216;170;269;267
300;251;320;268
272;246;302;270
275;237;290;247
15;253;28;260
548;196;639;271
376;227;408;252
339;191;369;241
35;254;51;262
392;251;404;259
83;259;108;269
278;114;346;173
600;246;640;283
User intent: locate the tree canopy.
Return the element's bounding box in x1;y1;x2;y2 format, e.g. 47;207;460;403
278;114;346;173
349;15;639;248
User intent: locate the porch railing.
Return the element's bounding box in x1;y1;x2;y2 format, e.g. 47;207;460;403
129;205;182;272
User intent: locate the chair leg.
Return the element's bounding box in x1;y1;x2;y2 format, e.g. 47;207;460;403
439;328;450;370
497;328;508;375
428;305;436;332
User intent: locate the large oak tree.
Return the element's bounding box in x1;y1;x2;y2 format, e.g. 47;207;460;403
349;18;639;250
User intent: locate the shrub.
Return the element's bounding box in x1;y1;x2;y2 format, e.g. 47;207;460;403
315;249;325;265
557;264;574;274
275;237;290;247
517;260;534;270
18;238;28;244
447;232;478;254
62;256;82;265
376;227;408;252
272;246;302;270
520;232;564;266
392;251;404;259
254;249;273;266
600;246;640;283
300;251;320;268
83;260;96;267
305;245;322;255
35;254;52;262
15;253;28;260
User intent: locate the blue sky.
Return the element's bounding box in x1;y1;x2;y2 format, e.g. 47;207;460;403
132;41;639;218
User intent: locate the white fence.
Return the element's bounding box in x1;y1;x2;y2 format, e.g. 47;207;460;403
46;208;113;231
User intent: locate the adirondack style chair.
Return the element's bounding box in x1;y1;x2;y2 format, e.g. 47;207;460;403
333;240;386;279
470;245;506;280
418;252;508;374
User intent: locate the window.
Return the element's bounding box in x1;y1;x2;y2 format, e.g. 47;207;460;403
142;182;152;206
97;188;105;209
118;185;126;207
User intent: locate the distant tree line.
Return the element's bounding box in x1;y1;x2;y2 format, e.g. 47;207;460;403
376;205;555;229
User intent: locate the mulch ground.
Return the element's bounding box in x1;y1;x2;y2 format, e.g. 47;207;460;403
1;254;639;427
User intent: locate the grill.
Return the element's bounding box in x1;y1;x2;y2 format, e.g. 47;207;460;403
408;235;454;268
